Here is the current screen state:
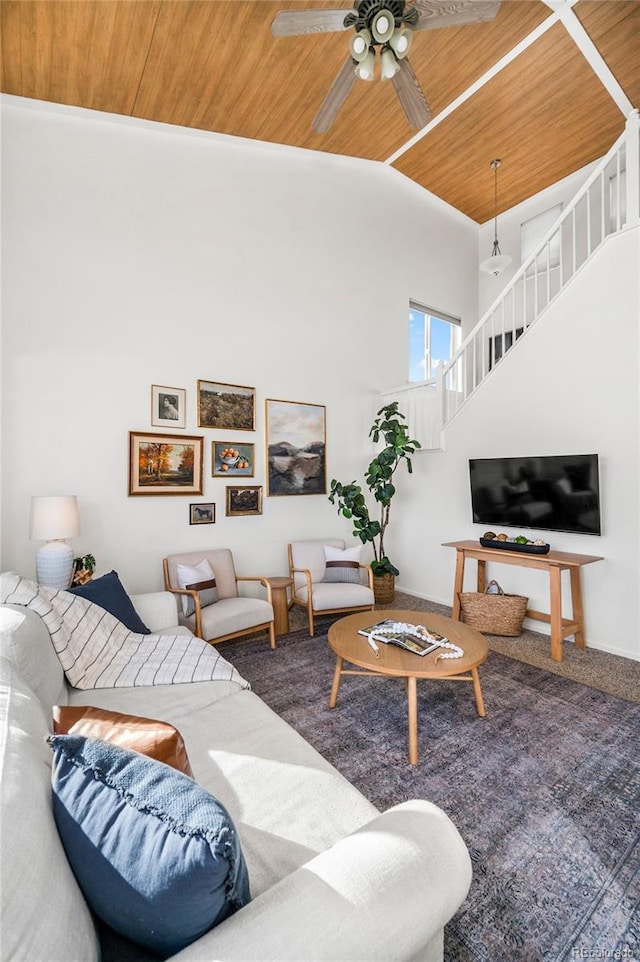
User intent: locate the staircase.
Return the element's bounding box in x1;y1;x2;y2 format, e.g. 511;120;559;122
383;110;640;451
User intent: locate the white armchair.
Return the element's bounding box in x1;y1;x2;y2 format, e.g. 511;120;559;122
163;549;276;648
288;539;375;636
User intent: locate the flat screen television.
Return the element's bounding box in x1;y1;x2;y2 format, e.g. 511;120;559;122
469;454;601;536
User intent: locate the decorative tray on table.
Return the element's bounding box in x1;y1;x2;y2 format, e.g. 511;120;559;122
479;536;551;555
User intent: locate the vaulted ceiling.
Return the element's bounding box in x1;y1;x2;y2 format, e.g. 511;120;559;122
1;0;638;222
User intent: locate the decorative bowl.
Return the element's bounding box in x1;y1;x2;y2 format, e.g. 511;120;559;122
479;537;550;555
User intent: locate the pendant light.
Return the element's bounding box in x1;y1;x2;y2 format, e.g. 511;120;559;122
479;159;512;277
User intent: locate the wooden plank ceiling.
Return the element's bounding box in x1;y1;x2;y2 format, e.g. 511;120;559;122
1;0;638;222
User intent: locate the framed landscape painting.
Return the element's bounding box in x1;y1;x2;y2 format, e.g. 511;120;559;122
265;399;326;496
151;385;186;429
212;442;255;478
226;485;262;517
129;432;203;496
197;380;255;431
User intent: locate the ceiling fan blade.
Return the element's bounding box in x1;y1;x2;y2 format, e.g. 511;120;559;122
412;0;501;31
271;9;355;37
391;58;432;130
313;56;357;133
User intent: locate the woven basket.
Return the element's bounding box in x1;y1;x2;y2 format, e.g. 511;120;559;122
458;580;528;636
372;573;395;605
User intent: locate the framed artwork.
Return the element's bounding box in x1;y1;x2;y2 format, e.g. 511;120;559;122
151;385;186;429
189;503;215;525
226;485;262;517
212;441;255;478
129;431;203;496
265;399;326;496
197;380;255;431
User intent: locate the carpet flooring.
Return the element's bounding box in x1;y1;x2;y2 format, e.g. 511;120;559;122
221;615;640;962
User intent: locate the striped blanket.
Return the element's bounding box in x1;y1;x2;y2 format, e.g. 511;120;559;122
1;572;249;691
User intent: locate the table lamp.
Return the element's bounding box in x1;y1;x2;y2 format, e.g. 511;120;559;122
29;495;80;589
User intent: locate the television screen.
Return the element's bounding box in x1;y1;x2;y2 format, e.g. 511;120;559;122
469;454;601;536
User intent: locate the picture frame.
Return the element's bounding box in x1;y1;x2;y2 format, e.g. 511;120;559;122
197;380;255;431
212;441;255;478
225;485;263;517
129;431;204;496
189;503;215;525
151;385;186;429
265;398;326;496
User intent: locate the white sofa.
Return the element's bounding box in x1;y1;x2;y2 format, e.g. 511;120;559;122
1;588;472;962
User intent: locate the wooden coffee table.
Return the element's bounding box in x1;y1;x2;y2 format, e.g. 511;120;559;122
327;609;489;765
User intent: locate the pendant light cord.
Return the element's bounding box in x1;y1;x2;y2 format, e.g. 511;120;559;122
491;159;502;257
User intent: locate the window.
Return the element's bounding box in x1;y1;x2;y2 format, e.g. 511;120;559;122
409;302;461;382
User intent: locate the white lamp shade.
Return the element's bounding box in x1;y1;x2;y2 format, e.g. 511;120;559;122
380;47;400;80
29;495;80;541
349;28;371;62
371;8;395;43
479;252;512;277
389;28;411;59
355;49;376;81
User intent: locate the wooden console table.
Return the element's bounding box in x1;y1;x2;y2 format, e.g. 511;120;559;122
443;540;604;662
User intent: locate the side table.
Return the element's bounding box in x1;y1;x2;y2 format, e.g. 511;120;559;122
265;576;293;636
443;540;603;662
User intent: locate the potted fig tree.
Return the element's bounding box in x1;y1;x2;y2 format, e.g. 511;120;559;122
328;402;421;604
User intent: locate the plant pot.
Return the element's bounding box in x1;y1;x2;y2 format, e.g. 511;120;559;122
373;573;395;605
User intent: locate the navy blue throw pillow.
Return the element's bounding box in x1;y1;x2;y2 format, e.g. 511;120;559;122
48;734;251;958
69;570;151;634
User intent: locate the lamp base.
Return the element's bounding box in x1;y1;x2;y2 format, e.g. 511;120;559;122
36;540;74;589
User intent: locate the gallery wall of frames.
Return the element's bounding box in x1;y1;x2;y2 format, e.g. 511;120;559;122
130;382;327;523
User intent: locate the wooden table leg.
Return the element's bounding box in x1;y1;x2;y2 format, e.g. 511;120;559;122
329;656;343;708
406;675;419;765
549;565;564;662
471;667;486;717
476;558;487;593
452;550;465;620
570;566;586;649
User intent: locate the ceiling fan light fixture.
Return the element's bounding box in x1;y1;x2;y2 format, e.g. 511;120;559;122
371;8;395;43
380;46;400;80
479;159;512;277
389;27;411;58
355;48;376;81
350;28;372;61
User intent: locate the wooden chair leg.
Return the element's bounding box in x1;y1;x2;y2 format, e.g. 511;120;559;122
268;621;276;649
308;600;315;636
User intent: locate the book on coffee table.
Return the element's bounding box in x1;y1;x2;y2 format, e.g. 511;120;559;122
357;619;448;656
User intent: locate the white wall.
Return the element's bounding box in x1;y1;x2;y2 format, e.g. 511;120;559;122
0;96;478;593
392;226;640;660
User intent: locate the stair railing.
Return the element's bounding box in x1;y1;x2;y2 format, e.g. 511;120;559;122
382;109;640;449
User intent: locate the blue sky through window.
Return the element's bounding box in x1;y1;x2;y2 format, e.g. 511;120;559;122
409;309;426;381
409;306;460;382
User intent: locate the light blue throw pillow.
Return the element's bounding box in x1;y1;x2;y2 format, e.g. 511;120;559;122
48;734;251;958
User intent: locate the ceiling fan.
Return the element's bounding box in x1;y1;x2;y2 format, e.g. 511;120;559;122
272;0;501;133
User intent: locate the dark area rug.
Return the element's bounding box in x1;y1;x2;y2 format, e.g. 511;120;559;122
221;623;640;962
